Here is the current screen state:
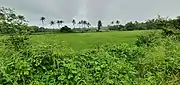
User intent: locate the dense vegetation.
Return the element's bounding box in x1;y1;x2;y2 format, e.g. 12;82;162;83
109;15;180;32
1;7;180;85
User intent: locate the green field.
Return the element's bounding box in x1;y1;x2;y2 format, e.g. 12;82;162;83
30;30;144;51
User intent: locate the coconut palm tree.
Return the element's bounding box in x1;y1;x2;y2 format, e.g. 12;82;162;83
57;20;61;29
59;20;64;28
83;20;87;28
40;16;45;27
111;21;114;25
98;20;102;31
78;21;82;28
116;20;120;25
80;20;84;28
50;20;55;28
87;22;91;28
72;19;76;28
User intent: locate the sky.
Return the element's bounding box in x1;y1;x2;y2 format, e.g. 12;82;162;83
0;0;180;28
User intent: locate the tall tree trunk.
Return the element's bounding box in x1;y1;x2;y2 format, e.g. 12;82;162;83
58;24;60;29
42;21;44;27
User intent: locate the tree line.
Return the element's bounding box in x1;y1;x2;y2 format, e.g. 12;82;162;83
40;17;92;29
1;5;179;34
38;15;180;34
33;16;103;33
108;15;180;33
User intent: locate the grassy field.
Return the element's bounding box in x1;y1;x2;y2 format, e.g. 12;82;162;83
30;30;145;51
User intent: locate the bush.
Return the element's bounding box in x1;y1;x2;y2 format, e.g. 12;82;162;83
0;44;143;84
134;30;180;84
135;31;163;47
0;43;146;84
1;37;180;84
60;26;72;33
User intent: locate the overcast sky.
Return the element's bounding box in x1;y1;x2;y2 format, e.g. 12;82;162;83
0;0;180;27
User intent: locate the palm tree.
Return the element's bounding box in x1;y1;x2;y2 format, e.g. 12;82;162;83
50;20;55;28
98;20;102;31
83;20;87;28
78;21;82;28
116;20;120;25
40;16;45;27
111;21;114;25
87;22;91;28
80;20;84;28
72;19;76;28
59;20;64;28
57;20;61;29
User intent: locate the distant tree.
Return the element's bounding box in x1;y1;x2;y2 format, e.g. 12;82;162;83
50;21;55;28
116;20;120;25
83;20;87;28
111;21;114;26
118;24;125;30
28;26;39;33
87;22;91;28
59;20;64;28
57;20;61;29
134;21;140;30
97;20;102;31
39;27;45;32
72;19;76;28
111;21;114;24
80;20;84;28
125;21;135;31
78;21;82;28
40;16;45;27
135;21;138;25
60;25;72;33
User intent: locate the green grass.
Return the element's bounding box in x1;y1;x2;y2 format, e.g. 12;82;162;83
30;30;144;51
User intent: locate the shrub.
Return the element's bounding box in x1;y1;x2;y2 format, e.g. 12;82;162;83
1;39;180;84
60;26;72;33
0;7;30;51
0;43;145;85
135;31;163;47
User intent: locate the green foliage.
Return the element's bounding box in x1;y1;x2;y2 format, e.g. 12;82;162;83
1;36;180;84
161;17;180;36
28;26;39;33
1;7;180;85
0;7;30;51
108;15;180;33
125;21;136;31
135;31;163;47
60;25;72;33
0;43;142;84
108;25;124;30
